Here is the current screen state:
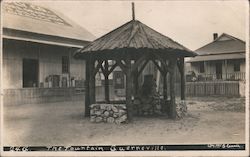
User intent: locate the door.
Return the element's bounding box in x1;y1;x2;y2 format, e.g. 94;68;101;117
215;62;222;79
23;59;39;88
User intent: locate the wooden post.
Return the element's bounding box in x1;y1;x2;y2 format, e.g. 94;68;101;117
225;60;228;80
104;60;110;103
163;72;168;101
180;57;185;101
160;59;168;113
132;2;135;20
133;64;139;95
85;59;90;117
89;58;96;105
169;58;177;119
125;59;133;121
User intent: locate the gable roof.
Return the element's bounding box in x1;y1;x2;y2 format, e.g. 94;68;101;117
2;2;95;46
195;33;245;55
186;53;245;62
75;20;196;58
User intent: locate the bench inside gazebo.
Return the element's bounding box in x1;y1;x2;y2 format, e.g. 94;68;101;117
74;4;196;124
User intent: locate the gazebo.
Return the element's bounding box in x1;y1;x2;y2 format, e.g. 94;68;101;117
74;4;197;122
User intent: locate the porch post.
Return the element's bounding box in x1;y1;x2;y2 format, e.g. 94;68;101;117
225;60;228;80
169;58;177;119
85;59;90;117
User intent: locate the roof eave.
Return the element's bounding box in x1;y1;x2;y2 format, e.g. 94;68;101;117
74;47;197;60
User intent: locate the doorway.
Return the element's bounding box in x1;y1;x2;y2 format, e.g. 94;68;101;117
23;59;39;88
215;62;222;79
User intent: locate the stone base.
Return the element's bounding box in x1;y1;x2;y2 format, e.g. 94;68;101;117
90;104;127;124
176;100;187;119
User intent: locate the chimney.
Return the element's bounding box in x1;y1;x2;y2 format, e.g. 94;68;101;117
213;33;218;40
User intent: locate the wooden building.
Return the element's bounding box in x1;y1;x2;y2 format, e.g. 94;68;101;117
2;2;95;105
186;33;245;81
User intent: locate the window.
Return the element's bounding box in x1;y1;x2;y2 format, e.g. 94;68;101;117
62;56;69;73
234;61;240;72
23;59;38;88
199;62;205;73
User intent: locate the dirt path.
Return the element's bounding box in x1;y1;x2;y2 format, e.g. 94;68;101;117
3;97;245;145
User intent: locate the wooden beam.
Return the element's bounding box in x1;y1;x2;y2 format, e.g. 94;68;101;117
177;58;181;73
104;60;110;103
152;59;165;74
162;60;168;98
169;58;177;119
107;62;118;75
89;58;96;105
133;60;139;95
84;59;90;117
93;60;103;75
131;55;147;73
180;57;185;100
138;59;149;75
100;62;105;75
153;53;169;72
116;59;127;74
225;60;227;79
125;59;133;121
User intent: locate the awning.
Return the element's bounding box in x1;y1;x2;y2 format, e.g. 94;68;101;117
3;35;85;48
186;53;245;62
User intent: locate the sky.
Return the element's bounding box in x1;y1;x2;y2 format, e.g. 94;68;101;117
33;0;248;51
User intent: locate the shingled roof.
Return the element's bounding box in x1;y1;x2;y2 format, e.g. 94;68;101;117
195;33;245;55
2;2;95;47
75;20;196;58
187;33;245;62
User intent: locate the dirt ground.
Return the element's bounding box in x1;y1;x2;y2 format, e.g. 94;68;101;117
3;96;245;146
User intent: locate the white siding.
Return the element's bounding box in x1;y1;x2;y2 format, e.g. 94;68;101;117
3;39;86;89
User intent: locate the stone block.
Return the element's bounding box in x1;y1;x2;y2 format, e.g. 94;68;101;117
103;111;110;117
90;103;127;124
107;117;115;123
95;116;103;123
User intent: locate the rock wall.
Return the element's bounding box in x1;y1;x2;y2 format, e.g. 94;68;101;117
90;104;127;124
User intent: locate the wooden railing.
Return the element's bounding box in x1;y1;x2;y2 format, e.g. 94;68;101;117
187;72;245;82
184;81;240;97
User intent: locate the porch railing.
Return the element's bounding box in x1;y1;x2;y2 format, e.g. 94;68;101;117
186;72;245;82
